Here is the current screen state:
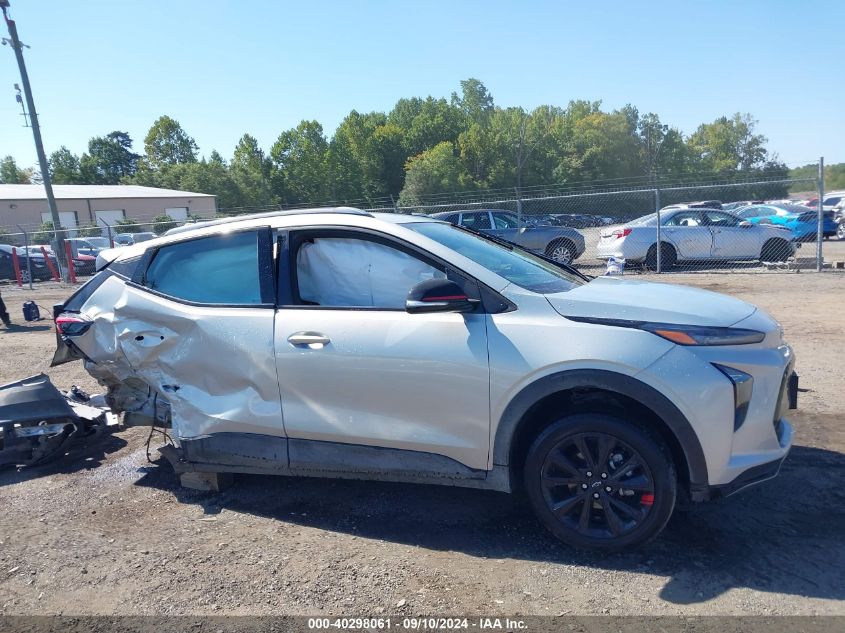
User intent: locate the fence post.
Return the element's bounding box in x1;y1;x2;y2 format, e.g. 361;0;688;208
63;239;77;284
817;157;824;272
515;188;523;228
40;245;61;281
654;188;662;273
17;225;33;290
11;247;23;287
102;220;114;248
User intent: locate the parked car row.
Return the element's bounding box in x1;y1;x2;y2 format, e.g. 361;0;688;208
737;204;837;241
0;244;96;282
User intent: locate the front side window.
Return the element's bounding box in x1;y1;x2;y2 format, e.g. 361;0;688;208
295;236;445;309
144;231;263;305
492;212;520;229
665;211;702;227
702;211;739;227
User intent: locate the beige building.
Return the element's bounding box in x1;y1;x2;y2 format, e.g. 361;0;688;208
0;184;217;235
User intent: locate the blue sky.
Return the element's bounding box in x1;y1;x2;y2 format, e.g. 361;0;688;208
2;0;843;171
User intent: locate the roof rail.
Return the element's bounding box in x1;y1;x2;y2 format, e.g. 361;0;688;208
164;207;370;236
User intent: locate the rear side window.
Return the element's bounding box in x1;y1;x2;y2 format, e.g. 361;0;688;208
143;232;263;305
62;272;112;312
109;256;141;279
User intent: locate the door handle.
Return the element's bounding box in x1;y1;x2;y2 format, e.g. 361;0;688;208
288;332;331;347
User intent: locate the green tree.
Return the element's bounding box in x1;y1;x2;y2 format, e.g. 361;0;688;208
398;141;464;205
151;214;178;235
490;106;557;190
687;113;769;172
49;147;85;184
547;102;641;184
789;162;845;192
389;96;466;158
0;227;14;245
271;120;330;204
33;221;57;244
0;155;30;184
143;115;198;167
115;218;142;233
451;78;494;125
230;134;276;208
77;224;103;238
329;112;408;200
80;131;139;184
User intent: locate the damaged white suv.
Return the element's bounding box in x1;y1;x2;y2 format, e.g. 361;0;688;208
53;208;795;550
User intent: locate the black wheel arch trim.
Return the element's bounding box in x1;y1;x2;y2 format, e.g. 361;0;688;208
492;369;708;489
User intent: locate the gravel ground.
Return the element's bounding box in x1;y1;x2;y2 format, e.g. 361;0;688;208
0;270;843;617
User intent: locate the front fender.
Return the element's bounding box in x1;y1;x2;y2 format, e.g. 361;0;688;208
491;368;708;491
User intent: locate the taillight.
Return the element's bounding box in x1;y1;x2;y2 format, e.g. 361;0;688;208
55;314;92;337
612;228;632;239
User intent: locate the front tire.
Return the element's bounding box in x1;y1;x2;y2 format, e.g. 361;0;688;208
523;414;677;550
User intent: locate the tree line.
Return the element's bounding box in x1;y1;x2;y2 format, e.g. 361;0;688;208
0;78;812;213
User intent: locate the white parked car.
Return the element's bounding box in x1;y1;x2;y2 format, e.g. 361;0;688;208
596;208;796;267
53;208;795;550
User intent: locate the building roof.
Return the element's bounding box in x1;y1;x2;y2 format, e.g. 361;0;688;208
0;184;215;200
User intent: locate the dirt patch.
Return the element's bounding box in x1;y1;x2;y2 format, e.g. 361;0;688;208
0;273;843;616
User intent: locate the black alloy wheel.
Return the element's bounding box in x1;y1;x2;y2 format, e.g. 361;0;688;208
524;414;676;550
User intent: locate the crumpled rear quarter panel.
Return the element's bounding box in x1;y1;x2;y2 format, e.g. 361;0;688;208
73;274;284;440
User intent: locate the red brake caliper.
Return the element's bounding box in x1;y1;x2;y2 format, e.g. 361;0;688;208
640;493;655;506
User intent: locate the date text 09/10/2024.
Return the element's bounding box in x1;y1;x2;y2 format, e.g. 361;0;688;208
307;617;528;630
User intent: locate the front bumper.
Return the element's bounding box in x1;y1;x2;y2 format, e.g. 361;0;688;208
693;418;793;500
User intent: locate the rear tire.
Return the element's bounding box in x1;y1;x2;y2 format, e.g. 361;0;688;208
545;239;576;265
837;223;845;241
523;414;677;550
644;243;676;270
760;238;791;262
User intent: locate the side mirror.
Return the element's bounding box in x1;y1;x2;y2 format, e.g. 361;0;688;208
739;221;753;228
406;278;478;314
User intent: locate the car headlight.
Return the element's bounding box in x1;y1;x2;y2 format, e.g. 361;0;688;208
713;363;754;431
564;316;766;346
639;323;765;346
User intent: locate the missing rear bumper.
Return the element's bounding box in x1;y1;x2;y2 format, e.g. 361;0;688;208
0;374;118;468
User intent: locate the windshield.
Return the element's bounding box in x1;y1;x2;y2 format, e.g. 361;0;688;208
85;237;110;248
407;222;586;293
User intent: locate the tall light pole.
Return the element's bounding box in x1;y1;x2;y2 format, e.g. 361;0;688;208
2;0;67;277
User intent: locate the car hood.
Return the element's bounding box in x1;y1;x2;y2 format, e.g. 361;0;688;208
545;276;757;327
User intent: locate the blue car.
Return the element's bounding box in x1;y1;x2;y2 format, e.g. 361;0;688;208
737;204;837;241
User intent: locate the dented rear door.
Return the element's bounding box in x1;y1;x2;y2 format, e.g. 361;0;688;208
66;228;286;443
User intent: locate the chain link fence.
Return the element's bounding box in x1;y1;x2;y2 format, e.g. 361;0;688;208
2;170;840;287
376;174;836;276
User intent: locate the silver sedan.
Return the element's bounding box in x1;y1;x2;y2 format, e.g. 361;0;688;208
596;208;796;267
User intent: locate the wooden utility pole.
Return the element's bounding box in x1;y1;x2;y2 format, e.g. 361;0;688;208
2;0;67;277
